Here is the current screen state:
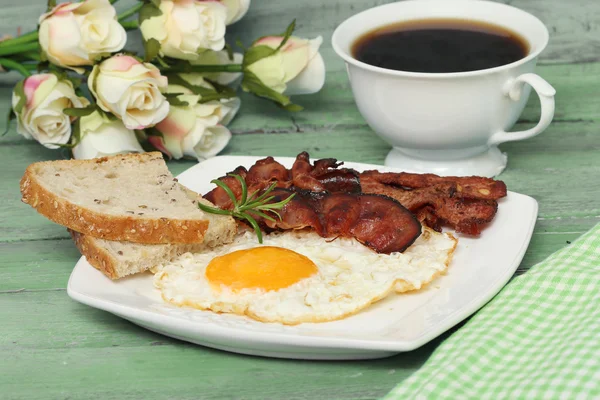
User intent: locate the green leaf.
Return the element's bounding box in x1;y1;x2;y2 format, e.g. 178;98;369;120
276;19;296;52
166;74;236;103
242;45;277;68
205;78;237;98
224;44;234;61
241;70;303;111
71;118;82;145
145;126;164;138
143;38;161;62
46;0;56;12
139;2;162;25
36;60;49;72
155;56;170;68
235;39;246;52
63;105;96;117
163;92;189;107
279;103;304;112
12;79;26;114
2;108;15;136
240;20;297;69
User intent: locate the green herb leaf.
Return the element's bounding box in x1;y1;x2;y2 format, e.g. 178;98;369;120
143;38;161;62
211;179;239;208
198;175;295;244
197;202;232;216
149;0;161;8
47;0;57;12
63;104;96;117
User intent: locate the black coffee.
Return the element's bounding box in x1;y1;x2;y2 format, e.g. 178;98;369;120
352;19;529;73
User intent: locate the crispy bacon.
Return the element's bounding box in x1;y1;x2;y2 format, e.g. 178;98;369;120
359;171;504;235
204;166;247;210
203;152;507;240
245;188;421;254
246;156;290;190
359;171;507;200
291;152;361;193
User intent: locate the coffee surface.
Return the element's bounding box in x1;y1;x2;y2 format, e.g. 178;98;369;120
352;19;529;73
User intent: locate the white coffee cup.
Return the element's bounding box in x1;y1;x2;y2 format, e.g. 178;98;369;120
332;0;556;177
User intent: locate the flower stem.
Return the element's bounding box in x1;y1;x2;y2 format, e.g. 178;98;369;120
164;64;244;73
118;2;144;22
120;20;139;30
0;58;31;77
0;30;39;48
0;42;39;57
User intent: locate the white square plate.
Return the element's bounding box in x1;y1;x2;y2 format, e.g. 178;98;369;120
67;156;538;360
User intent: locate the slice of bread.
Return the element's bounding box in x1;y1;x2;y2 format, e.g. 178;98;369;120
20;152;215;244
70;198;238;279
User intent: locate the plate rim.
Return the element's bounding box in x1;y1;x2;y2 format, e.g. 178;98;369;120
67;155;539;353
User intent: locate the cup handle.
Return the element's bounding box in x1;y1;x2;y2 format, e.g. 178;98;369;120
488;73;556;146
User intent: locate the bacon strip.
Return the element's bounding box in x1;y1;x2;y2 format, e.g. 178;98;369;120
291;152;361;193
239;188;422;254
203;152;507;238
359;171;504;235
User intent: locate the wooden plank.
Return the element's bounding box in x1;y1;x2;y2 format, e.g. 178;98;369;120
2;216;596;291
0;0;598;68
0;291;435;400
1;62;599;147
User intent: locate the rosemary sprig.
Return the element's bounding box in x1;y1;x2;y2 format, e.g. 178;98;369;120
197;174;295;243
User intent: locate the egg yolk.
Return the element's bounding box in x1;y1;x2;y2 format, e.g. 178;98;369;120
205;246;318;292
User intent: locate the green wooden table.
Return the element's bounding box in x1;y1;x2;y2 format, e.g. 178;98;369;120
2;0;599;399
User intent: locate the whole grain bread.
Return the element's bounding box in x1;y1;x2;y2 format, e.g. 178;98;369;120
70;198;237;279
20;152;216;244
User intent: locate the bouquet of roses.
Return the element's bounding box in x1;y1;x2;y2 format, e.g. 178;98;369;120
3;0;325;160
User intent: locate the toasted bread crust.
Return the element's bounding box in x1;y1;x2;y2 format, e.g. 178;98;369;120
20;154;209;244
70;230;119;279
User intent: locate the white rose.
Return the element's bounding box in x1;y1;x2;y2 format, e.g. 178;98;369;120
89;54;170;130
38;0;126;71
221;0;250;25
246;35;326;95
72;111;144;160
174;73;241;125
151;89;232;160
140;0;227;60
11;74;88;149
191;50;244;86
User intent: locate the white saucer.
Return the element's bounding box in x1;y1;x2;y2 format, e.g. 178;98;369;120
384;147;508;178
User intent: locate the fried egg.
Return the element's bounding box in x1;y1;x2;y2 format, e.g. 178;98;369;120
153;228;457;325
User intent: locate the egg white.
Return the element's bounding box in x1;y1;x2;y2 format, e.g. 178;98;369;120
153;228;457;325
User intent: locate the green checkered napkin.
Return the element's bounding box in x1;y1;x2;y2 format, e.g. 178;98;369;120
385;223;600;399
